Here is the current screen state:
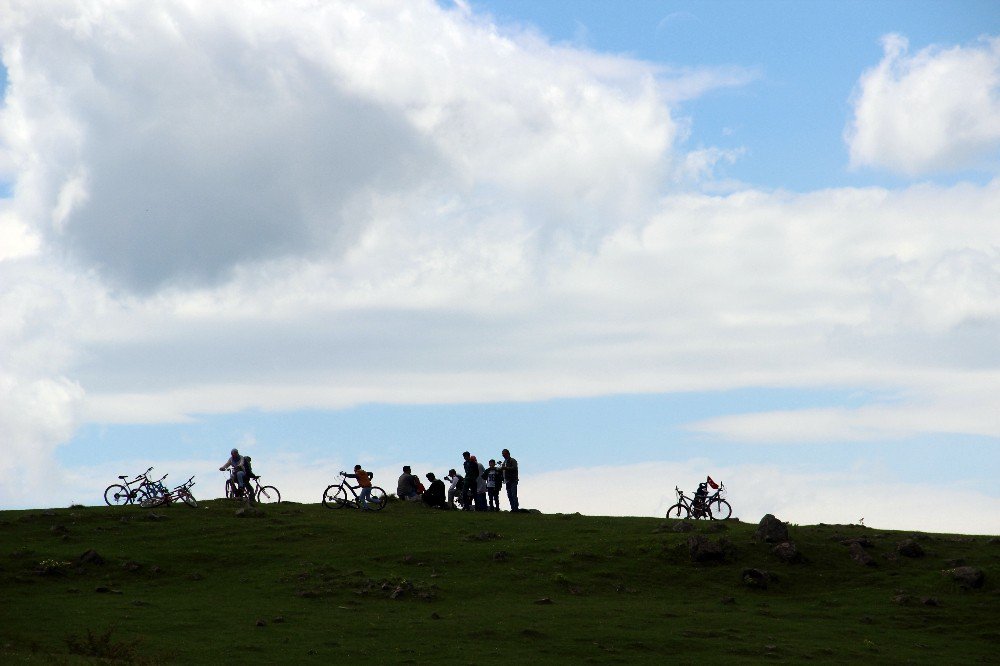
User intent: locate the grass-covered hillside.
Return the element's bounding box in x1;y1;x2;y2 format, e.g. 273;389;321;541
1;500;997;664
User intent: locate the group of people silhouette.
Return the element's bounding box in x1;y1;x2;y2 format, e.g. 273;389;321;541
221;447;521;511
397;449;520;511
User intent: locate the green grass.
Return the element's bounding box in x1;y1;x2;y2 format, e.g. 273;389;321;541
1;500;997;664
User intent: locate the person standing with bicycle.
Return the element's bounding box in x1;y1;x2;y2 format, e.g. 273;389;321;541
345;464;374;511
220;448;251;498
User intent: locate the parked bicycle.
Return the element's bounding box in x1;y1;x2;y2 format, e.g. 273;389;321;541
666;485;714;520
142;473;170;505
104;467;167;506
223;471;281;504
322;472;387;511
141;476;198;508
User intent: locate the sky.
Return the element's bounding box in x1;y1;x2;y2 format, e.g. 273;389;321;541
0;0;998;534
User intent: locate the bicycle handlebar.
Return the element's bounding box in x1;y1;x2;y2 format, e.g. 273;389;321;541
169;476;195;490
339;471;373;479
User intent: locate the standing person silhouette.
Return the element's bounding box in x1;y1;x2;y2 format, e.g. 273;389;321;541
471;455;487;511
484;459;503;511
462;451;479;509
500;448;518;511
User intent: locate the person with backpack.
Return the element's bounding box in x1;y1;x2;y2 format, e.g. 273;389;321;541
484;459;503;512
397;465;421;501
220;448;252;498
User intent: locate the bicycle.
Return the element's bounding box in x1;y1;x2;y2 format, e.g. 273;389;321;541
141;473;170;505
322;472;387;511
223;471;281;504
666;485;714;520
104;467;166;506
141;476;198;508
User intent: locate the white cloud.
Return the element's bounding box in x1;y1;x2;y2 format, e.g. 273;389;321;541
847;34;1000;175
52;180;999;435
0;254;92;503
0;208;39;260
688;379;1000;443
0;374;83;497
0;0;752;292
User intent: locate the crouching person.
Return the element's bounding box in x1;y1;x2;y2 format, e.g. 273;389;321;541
397;465;422;501
422;473;447;509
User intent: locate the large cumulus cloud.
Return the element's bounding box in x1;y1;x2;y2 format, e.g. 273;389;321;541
0;0;691;291
847;34;1000;176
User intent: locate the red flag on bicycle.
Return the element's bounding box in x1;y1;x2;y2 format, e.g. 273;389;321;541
707;476;719;489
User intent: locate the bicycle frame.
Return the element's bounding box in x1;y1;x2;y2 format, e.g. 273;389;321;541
322;472;387;511
223;472;280;503
334;479;366;506
122;467;154;498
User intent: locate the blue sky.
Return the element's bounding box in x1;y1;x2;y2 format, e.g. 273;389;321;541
66;390;997;486
470;0;1000;190
1;0;998;532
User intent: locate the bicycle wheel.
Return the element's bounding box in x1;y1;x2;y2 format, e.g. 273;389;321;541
666;503;689;519
257;485;281;504
709;499;731;520
364;487;388;511
322;484;349;509
225;479;237;499
140;494;166;508
104;484;131;507
181;491;198;508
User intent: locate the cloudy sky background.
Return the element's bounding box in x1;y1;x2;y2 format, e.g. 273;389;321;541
1;0;998;533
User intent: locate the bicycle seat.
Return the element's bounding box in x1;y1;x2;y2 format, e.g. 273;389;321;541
118;475;127;479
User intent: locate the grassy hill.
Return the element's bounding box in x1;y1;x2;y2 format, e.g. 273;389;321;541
1;499;997;664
